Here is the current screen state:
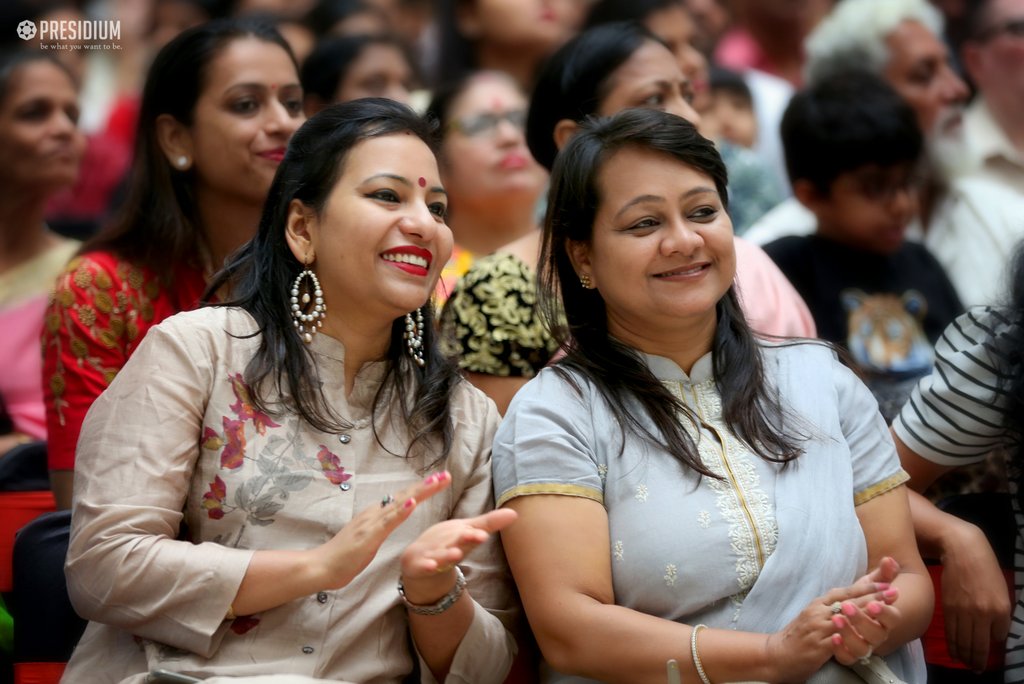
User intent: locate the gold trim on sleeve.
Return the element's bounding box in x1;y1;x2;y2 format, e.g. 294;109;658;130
854;470;910;507
496;483;604;507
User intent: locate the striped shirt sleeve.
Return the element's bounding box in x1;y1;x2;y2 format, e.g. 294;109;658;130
892;307;1020;466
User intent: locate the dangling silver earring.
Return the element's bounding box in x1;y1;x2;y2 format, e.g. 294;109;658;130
404;308;425;367
290;258;325;344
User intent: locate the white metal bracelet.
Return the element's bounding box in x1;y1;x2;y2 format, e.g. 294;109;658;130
397;566;466;616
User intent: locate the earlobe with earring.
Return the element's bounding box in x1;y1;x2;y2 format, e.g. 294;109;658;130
405;308;425;367
579;273;593;289
290;255;326;344
175;155;189;169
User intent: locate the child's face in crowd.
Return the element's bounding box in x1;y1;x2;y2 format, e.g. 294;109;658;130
810;162;922;255
700;89;757;148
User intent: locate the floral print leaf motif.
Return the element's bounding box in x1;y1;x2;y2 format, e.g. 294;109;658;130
228;373;280;435
316;445;352;486
220;416;247;470
202;427;224;451
250;494;285;524
202;476;228;520
234;476;268;510
230;615;260;635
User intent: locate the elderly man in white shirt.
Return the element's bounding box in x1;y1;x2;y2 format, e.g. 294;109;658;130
745;0;1024;307
960;0;1024;195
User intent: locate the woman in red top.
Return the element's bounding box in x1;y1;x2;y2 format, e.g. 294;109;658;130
42;17;305;509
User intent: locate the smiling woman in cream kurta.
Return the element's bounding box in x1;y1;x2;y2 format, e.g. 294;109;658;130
65;307;514;683
61;98;518;684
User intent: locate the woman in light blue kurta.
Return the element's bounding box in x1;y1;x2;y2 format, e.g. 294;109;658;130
492;109;933;684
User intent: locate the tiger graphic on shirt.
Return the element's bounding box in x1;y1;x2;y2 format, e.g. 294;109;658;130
840;288;933;375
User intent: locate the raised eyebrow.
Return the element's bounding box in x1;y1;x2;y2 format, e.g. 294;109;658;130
614;194;663;219
224;81;302;93
682;186;718;199
362;173;412;187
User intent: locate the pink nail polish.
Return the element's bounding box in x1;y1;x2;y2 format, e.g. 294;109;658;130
883;588;898;600
437;471;449;481
874;582;890;591
842;602;857;617
423;474;436;485
832;615;846;629
867;602;882;616
832;634;843;646
404;498;415;509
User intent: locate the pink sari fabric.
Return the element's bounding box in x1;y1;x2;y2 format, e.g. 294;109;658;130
734;236;817;338
0;295;49;438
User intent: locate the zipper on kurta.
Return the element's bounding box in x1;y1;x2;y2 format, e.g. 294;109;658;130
688;384;767;571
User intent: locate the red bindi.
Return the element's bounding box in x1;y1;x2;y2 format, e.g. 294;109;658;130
418;177;426;187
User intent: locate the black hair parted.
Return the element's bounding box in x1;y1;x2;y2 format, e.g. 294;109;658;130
526;21;662;171
208;98;460;467
540;107;803;477
0;49;75;105
780;69;923;194
583;0;682;28
300;33;418;105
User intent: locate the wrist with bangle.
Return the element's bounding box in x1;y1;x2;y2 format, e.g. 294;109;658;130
691;623;712;684
398;566;466;616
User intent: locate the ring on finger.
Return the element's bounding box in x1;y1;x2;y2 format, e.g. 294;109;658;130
381;494;395;508
858;646;874;665
436;563;455;574
829;601;843;615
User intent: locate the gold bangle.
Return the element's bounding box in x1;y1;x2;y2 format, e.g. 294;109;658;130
691;623;712;684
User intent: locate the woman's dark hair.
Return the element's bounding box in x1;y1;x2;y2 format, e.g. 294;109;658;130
584;0;680;28
82;17;296;282
304;0;382;37
0;49;75;105
781;69;923;195
209;98;460;465
300;33;417;105
541;108;801;476
434;0;478;88
526;21;662;170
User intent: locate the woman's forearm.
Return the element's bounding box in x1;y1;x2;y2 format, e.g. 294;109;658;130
907;488;986;562
528;595;789;684
229;548;326;617
405;578;477;681
876;565;934;657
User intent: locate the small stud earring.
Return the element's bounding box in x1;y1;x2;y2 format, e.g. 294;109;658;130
580;273;593;289
176;155;189;169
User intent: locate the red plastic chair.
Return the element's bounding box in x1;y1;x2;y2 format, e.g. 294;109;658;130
0;490;56;593
13;662;66;684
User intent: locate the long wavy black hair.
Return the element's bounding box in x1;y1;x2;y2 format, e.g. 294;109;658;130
209;99;460;466
541;108;804;476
